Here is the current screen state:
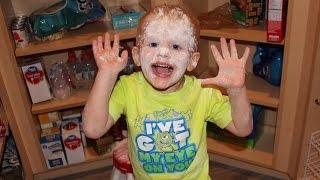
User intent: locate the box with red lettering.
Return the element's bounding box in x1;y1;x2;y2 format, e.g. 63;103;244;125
267;0;288;42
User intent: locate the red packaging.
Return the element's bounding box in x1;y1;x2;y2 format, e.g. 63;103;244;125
267;0;287;42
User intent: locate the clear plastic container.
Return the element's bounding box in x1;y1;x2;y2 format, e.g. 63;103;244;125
49;61;72;100
67;51;84;89
81;49;97;89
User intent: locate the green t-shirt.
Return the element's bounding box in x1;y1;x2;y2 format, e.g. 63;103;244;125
109;72;232;180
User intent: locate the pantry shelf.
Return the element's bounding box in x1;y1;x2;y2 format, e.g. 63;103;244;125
200;25;284;45
31;73;279;114
31;90;90;114
207;125;275;167
34;147;112;179
15;22;283;58
15;21;137;57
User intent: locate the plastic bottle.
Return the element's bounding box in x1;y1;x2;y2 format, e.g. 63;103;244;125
67;51;83;89
81;49;97;88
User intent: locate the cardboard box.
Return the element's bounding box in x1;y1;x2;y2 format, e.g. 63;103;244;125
40;127;67;169
38;111;62;129
60;108;82;120
109;5;144;30
61;118;85;164
267;0;287;42
231;0;262;27
21;62;52;103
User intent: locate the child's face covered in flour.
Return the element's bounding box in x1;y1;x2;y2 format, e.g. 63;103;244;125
136;10;198;92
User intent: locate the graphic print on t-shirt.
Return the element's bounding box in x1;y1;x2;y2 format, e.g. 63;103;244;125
135;109;197;174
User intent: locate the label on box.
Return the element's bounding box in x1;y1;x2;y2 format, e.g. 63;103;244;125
21;62;52;103
40;127;67;169
61;119;85;164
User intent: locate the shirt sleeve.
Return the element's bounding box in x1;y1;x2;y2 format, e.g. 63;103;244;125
109;78;126;124
206;89;232;129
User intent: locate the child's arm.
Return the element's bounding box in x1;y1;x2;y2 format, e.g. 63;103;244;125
83;33;128;139
201;38;253;137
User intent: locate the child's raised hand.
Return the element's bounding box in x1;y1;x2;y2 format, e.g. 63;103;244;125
92;32;128;75
200;38;250;90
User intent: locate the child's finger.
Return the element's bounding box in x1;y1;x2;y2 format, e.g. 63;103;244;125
98;36;103;51
230;39;238;60
120;50;128;63
92;40;98;54
241;47;250;63
112;33;120;55
210;44;223;64
220;37;231;59
104;32;111;51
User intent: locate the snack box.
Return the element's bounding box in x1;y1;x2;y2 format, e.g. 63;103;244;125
61;118;85;164
21;62;52;103
40;127;67;169
230;0;262;26
109;5;144;30
267;0;288;42
61;108;87;147
38;111;61;129
207;104;264;149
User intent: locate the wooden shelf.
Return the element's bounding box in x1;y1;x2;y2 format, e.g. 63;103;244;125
31;73;279;114
15;21;137;57
205;73;280;108
207;125;275;167
15;21;283;58
31;89;90;114
245;73;280;108
35;147;113;179
200;25;284;45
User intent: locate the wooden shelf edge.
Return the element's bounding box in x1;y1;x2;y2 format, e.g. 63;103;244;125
200;27;284;45
0;137;6;160
206;137;273;167
31;90;90;114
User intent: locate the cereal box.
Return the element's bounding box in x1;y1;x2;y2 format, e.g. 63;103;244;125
40;127;67;169
21;62;52;103
61;118;85;164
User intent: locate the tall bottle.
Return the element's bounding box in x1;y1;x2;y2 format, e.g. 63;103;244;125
67;51;83;89
81;49;97;89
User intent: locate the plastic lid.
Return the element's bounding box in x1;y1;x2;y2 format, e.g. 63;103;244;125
81;50;91;61
68;51;77;62
113;151;133;173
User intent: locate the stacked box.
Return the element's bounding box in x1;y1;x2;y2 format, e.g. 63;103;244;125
40;127;67;169
207;104;264;149
38;111;62;129
109;5;144;30
61;108;87;147
21;62;52;103
231;0;262;27
93;132;114;155
267;0;287;42
61;118;85;164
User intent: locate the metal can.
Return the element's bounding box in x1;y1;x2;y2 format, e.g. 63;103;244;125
11;16;29;47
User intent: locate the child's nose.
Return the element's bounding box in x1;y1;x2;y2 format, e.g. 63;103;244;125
158;46;169;58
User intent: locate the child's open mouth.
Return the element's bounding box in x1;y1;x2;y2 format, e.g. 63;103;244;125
151;62;174;78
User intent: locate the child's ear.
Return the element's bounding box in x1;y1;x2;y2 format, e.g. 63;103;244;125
187;52;200;71
132;47;141;67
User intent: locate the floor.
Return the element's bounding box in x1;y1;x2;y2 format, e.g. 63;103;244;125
57;161;280;180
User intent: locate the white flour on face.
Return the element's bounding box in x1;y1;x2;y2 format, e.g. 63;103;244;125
138;7;197;92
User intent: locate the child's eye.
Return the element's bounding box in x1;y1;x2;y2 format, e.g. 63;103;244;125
172;44;180;50
149;42;158;47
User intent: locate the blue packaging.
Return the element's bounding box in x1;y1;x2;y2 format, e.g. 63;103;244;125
252;44;284;86
109;6;143;30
